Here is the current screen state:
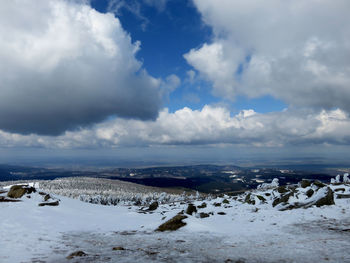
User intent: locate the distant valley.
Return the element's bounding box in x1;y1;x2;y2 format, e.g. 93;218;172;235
0;164;346;194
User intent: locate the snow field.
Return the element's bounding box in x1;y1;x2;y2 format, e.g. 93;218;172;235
1;178;350;262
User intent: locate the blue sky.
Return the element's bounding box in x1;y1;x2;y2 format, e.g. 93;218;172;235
91;0;212;76
90;0;287;114
0;0;349;166
91;0;220;112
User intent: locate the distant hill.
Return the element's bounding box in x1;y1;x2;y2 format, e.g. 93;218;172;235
0;163;338;194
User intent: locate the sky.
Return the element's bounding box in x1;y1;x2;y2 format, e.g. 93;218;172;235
0;0;350;166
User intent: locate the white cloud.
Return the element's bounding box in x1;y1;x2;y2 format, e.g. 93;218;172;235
1;106;350;149
108;0;168;13
164;74;181;93
185;70;196;84
143;0;168;11
1;0;349;151
185;0;350;111
107;0;169;30
0;0;162;135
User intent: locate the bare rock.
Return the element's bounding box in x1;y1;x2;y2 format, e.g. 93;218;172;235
112;246;125;251
313;180;326;188
156;214;187;232
197;202;207;209
199;212;210;218
38;201;59;207
67;251;87;259
7;185;27;198
315;187;335;207
148;201;159;211
44;194;51;202
306;189;314;198
336;194;350;199
222;199;230;204
0;196;21;202
272;192;293;207
186;204;197;215
244;193;255;205
277;186;288;193
256;195;266;203
300;180;311;188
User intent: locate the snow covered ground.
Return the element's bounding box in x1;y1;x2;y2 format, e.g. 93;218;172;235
1;177;199;206
1;179;350;263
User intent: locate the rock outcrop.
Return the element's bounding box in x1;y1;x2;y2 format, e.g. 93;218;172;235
156;214;188;231
7;185;36;199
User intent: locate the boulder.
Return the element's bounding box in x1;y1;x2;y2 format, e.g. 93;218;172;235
7;185;28;199
300;180;311;188
0;196;21;202
272;192;293;207
225;259;245;263
280;187;335;210
197;202;207;209
38;201;59;207
112;246;125;251
244;193;255;205
277;186;288;193
313;180;326;188
66;251;87;259
306;189;314;198
186;204;197;215
336;194;350;199
222;199;230;204
148;201;159;211
256;195;266;203
315;187;335;207
44;194;51;202
26;187;36;194
156;215;187;232
279;203;302;211
199;212;210;218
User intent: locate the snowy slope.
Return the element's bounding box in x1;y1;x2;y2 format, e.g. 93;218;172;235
1;177;201;206
1;179;350;263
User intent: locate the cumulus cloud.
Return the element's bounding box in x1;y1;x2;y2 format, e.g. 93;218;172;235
0;0;162;135
185;0;350;111
1;106;350;149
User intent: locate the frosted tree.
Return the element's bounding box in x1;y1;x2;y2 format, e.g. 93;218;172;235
331;175;341;184
257;178;279;190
